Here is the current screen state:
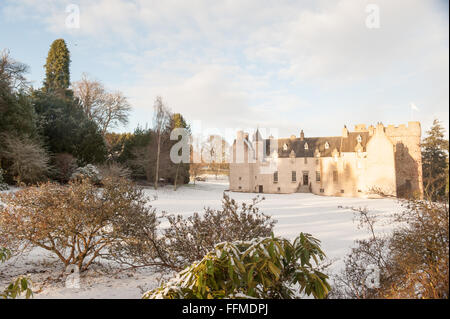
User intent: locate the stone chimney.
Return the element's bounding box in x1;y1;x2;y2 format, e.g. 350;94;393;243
354;124;367;132
342;125;349;138
300;130;305;141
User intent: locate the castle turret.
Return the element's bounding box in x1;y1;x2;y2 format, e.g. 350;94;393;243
384;121;423;198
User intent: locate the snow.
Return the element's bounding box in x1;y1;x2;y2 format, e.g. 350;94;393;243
0;176;402;299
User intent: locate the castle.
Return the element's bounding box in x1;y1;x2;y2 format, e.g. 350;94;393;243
229;122;423;198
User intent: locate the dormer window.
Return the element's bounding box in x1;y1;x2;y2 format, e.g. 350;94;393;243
357;135;362;143
325;142;330;150
304;143;309;150
283;143;288;151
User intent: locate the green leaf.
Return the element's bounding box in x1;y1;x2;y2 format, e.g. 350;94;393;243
268;262;281;280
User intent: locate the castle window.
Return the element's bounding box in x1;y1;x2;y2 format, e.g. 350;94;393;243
316;171;321;182
333;171;338;183
304;143;309;150
273;171;278;183
341;189;345;194
277;187;281;192
238;186;242;190
325;142;330;150
292;171;296;182
320;188;324;193
283;143;288;151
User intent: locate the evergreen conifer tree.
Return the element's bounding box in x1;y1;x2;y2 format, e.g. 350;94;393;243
43;39;71;93
422;119;449;201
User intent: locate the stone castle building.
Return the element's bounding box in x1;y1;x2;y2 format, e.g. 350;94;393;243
229;122;423;198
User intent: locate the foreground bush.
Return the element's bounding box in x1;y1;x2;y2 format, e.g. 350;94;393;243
110;194;275;271
332;196;449;299
0;177;156;272
0;247;33;299
143;234;330;299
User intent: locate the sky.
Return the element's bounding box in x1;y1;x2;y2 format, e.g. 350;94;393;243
1;0;448;140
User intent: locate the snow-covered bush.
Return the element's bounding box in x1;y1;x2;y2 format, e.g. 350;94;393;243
0;177;156;272
143;234;330;299
70;164;102;184
110;193;276;272
0;168;8;191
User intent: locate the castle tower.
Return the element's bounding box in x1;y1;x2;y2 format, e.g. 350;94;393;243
385;121;423;198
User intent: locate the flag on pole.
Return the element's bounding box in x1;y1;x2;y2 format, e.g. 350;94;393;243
410;102;419;121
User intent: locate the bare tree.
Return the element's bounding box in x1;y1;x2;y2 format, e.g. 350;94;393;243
99;91;131;135
153;96;171;190
0;50;29;92
72;74;131;135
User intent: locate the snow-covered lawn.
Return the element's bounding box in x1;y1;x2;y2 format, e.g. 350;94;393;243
0;177;402;299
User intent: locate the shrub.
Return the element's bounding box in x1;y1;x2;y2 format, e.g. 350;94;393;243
110;193;275;272
53;153;77;183
331;196;449;299
0;134;50;185
0;247;33;299
71;164;102;184
98;162;131;181
0;247;11;263
143;234;330;299
0;168;7;190
0;177;156;272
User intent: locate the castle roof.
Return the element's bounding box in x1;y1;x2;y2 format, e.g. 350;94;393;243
265;131;370;158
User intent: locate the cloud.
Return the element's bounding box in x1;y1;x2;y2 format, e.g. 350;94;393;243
2;0;448;136
122;62;310;134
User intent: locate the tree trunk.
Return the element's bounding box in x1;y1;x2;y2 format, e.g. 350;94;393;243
174;163;180;191
154;133;161;190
